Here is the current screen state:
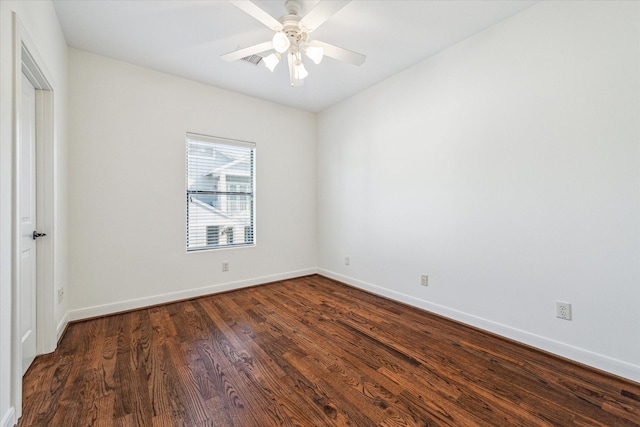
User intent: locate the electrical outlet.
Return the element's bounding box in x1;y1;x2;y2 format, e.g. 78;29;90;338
420;274;428;286
222;262;229;272
556;301;572;320
344;256;350;266
57;288;64;304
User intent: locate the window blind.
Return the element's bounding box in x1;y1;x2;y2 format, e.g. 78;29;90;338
186;133;255;251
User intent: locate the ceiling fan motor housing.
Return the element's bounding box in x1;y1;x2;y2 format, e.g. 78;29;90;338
285;0;302;15
280;15;307;53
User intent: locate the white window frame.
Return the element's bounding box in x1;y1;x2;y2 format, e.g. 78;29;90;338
186;133;255;251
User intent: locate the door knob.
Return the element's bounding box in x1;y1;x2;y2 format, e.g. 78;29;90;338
32;231;47;240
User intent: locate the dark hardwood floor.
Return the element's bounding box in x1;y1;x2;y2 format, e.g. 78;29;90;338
20;275;640;426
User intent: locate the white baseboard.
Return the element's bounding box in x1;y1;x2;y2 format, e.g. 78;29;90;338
56;311;69;342
318;269;640;383
66;268;317;323
1;408;15;427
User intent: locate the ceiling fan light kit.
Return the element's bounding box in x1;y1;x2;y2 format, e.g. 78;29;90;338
263;52;281;72
293;53;308;79
222;0;365;87
303;43;324;65
272;31;290;53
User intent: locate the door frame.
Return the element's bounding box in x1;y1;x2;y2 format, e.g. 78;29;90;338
11;12;56;420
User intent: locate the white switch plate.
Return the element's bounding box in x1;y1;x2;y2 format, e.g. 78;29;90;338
222;261;229;272
344;256;350;266
420;274;428;286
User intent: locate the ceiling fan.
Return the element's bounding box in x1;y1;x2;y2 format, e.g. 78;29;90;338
221;0;366;87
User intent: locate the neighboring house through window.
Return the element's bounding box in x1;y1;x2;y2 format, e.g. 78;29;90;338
186;133;255;251
206;225;220;246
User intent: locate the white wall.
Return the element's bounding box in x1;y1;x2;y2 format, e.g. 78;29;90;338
67;49;316;318
0;0;68;425
317;0;640;381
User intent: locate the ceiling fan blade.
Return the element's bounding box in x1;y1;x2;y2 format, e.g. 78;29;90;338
299;0;350;32
221;40;273;62
313;41;365;66
230;0;283;31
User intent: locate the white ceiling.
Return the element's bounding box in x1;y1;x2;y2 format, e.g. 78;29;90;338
52;0;537;113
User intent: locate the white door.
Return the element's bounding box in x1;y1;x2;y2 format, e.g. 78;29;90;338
20;73;37;375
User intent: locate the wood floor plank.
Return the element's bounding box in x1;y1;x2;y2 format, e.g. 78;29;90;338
196;298;334;425
20;275;640;426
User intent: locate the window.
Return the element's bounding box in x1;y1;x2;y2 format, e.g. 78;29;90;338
206;226;220;246
225;227;234;244
186;133;255;251
227;175;251;211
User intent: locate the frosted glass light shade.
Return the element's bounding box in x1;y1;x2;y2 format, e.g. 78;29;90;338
294;60;308;80
272;32;291;53
305;45;324;64
263;52;281;71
